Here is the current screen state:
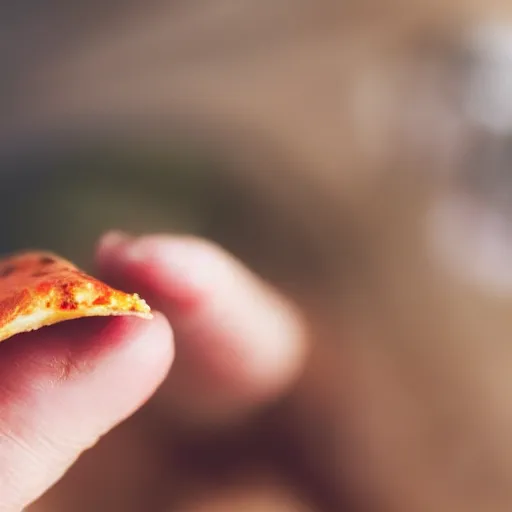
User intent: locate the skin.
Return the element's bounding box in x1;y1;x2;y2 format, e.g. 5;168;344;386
3;233;310;511
0;299;173;511
4;3;512;511
10;229;512;512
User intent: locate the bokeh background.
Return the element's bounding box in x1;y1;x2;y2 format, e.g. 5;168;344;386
3;2;356;511
5;1;512;511
1;0;345;285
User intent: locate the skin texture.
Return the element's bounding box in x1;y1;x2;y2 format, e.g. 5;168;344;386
96;233;307;426
9;217;512;512
0;311;173;511
43;230;512;512
16;234;311;512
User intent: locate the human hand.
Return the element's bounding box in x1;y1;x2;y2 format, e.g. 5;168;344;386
92;231;512;512
95;232;308;428
23;232;309;512
26;229;512;512
0;287;173;511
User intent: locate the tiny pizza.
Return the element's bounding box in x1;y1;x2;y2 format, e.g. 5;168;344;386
0;251;151;343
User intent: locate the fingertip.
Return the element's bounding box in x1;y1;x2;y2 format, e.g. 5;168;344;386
0;312;174;510
98;311;175;399
95;230;133;268
95;232;308;426
0;312;174;415
96;233;228;308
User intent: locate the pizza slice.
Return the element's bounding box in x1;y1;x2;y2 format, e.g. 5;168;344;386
0;251;152;343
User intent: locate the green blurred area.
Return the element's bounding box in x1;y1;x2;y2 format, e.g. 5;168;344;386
0;143;324;296
0;146;224;269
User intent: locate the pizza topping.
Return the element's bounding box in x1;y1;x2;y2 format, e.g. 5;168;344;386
0;265;16;278
0;250;152;343
32;271;50;278
39;256;56;265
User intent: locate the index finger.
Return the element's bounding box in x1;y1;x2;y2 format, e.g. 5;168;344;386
96;233;307;427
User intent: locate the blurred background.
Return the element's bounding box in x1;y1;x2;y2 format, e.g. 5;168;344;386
1;1;359;290
5;1;512;511
4;2;365;511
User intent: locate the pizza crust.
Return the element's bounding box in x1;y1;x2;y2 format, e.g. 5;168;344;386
0;251;151;343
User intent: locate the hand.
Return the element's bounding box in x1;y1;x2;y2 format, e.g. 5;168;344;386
0;285;173;511
95;232;308;428
87;232;512;511
11;232;308;512
21;230;511;512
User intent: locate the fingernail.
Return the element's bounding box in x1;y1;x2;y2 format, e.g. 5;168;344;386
121;237;222;288
98;231;132;254
122;238;198;268
121;242;148;263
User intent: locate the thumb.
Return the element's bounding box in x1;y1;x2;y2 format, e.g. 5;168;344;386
0;314;173;511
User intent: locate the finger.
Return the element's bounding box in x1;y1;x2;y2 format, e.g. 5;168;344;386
96;233;307;426
0;313;173;511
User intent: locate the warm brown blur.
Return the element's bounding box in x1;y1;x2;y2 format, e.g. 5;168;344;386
6;1;512;511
